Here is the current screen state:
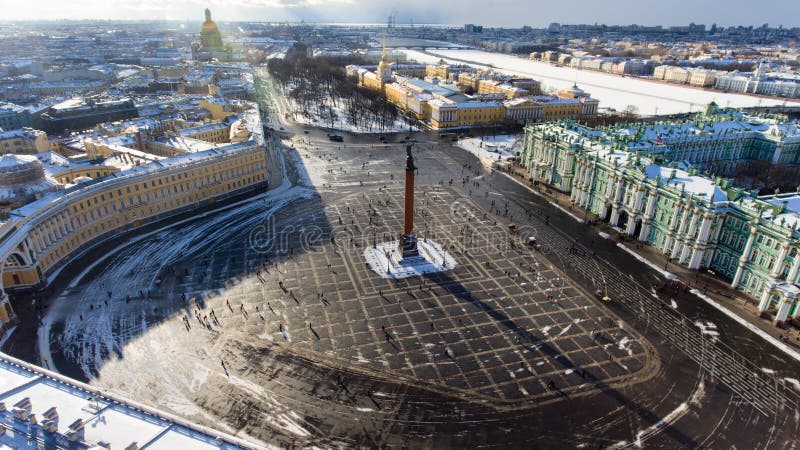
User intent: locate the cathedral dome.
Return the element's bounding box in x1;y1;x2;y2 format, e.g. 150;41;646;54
200;8;223;50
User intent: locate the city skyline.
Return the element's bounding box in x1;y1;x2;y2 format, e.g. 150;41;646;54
2;0;799;28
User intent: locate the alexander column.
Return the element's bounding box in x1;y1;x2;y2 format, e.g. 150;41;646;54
398;145;419;258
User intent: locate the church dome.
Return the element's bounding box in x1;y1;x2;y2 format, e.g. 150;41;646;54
566;83;585;96
557;83;589;99
200;8;223;50
202;14;218;31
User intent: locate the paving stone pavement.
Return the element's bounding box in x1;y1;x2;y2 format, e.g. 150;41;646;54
180;184;654;404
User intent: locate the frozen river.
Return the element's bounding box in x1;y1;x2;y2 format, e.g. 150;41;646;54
403;49;800;115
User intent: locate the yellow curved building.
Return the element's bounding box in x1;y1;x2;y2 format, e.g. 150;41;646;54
0;104;270;336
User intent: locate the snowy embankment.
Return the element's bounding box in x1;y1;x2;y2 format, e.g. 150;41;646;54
403;49;800;115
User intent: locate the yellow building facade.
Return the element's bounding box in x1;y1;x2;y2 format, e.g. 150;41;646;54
53;165;120;184
1;142;268;293
0;105;270;335
352;62;598;129
0;128;50;155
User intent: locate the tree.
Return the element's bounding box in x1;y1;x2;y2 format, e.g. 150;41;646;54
622;105;639;118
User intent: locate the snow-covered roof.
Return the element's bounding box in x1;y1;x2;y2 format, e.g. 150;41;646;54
0;154;38;169
178;122;229;137
156;135;221;153
763;193;800;230
0;128;44;140
644;164;729;203
0;354;252;449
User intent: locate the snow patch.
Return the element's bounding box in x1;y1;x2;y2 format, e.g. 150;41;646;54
783;377;800;391
618;243;679;280
363;239;456;279
689;288;800;364
548;201;584;223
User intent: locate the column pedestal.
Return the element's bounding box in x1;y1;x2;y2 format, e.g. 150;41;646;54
398;233;419;258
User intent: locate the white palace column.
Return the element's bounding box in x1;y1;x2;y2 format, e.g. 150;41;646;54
772;243;791;280
633;185;646;214
787;252;800;285
688;213;714;270
625;185;646;235
581;163;594;208
731;225;758;289
664;201;683;253
639;191;657;242
670;204;688;259
609;177;624;226
679;209;700;264
757;243;793;314
774;292;796;326
570;163;585;203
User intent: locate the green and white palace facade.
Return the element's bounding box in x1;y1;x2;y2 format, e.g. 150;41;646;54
521;105;800;325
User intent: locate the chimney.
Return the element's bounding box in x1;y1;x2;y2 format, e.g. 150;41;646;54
135;131;145;152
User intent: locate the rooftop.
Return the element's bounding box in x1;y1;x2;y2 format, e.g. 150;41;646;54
0;353;254;449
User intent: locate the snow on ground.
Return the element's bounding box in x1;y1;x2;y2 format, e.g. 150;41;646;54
783;377;800;391
617;243;678;280
456;134;520;166
37;146;314;378
288;96;409;134
549;201;584;223
617;336;634;356
404;49;800;115
363;239;456;279
689;288;800;364
621;380;705;449
693;321;720;343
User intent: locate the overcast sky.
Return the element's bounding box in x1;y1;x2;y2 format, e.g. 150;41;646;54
2;0;798;28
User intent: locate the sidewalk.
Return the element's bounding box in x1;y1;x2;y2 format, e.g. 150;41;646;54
501;163;800;358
